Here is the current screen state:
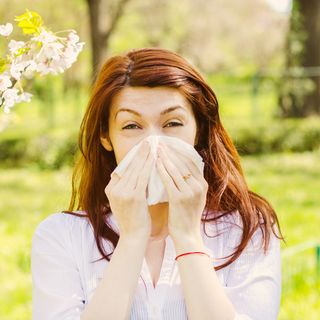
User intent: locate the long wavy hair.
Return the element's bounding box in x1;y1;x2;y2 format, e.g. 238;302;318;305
62;47;283;270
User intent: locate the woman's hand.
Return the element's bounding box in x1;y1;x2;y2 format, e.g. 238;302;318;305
156;142;208;241
104;141;154;240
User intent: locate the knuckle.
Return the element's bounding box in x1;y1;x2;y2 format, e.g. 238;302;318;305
187;190;195;199
104;185;110;195
193;186;202;197
192;184;203;196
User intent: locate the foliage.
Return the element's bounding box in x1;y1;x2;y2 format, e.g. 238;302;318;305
14;9;44;35
0;128;78;169
228;116;320;155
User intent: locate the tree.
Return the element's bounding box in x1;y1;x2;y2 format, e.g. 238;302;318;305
86;0;131;82
278;0;320;117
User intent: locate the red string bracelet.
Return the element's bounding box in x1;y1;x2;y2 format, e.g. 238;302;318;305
175;251;210;261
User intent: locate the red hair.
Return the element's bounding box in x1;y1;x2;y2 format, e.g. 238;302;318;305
63;47;283;270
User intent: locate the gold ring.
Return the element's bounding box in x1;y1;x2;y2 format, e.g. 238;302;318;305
183;173;192;181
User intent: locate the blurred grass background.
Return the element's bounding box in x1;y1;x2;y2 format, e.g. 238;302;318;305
1;0;320;319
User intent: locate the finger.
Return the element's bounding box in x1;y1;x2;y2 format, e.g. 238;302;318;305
159;145;207;197
156;156;178;195
117;141;150;189
157;146;189;193
159;144;198;184
125;143;153;190
135;150;155;190
108;141;149;190
106;171;121;190
160;142;204;178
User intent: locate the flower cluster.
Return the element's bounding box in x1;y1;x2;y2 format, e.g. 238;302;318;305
0;9;85;114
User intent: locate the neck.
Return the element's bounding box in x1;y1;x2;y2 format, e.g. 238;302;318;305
148;202;169;240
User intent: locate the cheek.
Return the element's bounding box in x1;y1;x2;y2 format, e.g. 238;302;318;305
113;142;137;165
180;122;198;146
114;149;126;165
192;120;199;146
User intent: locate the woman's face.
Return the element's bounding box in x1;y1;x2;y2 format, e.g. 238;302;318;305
101;86;198;164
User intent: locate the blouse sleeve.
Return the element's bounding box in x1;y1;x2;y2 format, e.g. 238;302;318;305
223;221;281;320
31;213;85;320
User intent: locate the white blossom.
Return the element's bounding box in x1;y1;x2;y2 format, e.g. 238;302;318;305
0;74;12;92
0;14;84;115
64;41;84;66
8;40;26;54
0;23;13;36
16;91;32;103
2;88;20;113
46;60;66;74
59;32;85;71
67;31;79;44
9;60;29;80
31;34;84;76
24;60;38;79
37;41;64;61
1;85;33;113
31;29;58;44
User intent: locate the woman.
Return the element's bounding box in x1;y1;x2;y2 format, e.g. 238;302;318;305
31;47;283;320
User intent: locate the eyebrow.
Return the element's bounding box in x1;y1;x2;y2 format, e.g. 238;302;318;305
114;106;186;120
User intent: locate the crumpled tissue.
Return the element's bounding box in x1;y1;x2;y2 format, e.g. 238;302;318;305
111;135;205;205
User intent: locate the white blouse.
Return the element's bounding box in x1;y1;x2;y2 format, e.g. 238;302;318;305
31;210;281;320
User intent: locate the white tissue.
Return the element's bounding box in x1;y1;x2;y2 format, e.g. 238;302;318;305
111;135;205;205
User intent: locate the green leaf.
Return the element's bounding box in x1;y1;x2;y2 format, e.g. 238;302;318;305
0;57;7;74
14;47;31;58
14;9;43;35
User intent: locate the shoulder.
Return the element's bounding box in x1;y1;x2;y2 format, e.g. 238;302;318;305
205;209;280;255
32;211;90;254
33;211;88;235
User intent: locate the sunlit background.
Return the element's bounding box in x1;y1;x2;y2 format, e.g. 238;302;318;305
0;0;319;319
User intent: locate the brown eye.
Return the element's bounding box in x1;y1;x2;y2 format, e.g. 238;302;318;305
165;122;183;127
122;124;140;130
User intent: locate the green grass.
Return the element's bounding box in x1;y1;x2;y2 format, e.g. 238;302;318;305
242;151;320;320
0;151;319;319
0;166;72;319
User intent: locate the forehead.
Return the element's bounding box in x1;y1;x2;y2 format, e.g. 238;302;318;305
110;86;192;114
